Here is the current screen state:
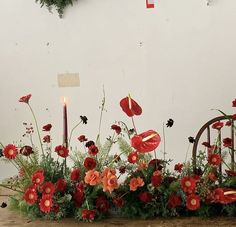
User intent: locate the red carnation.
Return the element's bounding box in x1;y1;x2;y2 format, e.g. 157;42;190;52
73;189;85;208
113;197;125;208
20;145;33;156
186;194;200;210
70;168;81;181
81;209;96;221
96;196;110;213
43;135;51;143
88;145;99;156
120;95;142;117
167;193;182;208
151;171;163;187
212;121;224;130
128;151;139;164
41;182;55;195
232;99;236;107
139;191;152;203
19;94;31;104
131;130;161;153
55;145;69;158
42;124;52;131
39;194;53;213
3;144;18;160
24;188;38;205
111;124;121;134
32;170;44;185
84;157;96;170
223;137;232;148
56;178;67;192
181;176;196;194
208;153;221;166
174;163;183;173
78;135;88;142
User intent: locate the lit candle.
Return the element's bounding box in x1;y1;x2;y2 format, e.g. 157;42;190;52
63;97;68;148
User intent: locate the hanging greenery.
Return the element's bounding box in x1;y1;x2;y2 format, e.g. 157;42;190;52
35;0;77;18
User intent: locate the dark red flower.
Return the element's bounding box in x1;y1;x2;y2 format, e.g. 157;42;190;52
167;193;182;208
174;163;183;173
186;194;200;210
20;145;33;156
225;120;232;126
139;191;152;203
81;209;96;221
232;99;236;107
120;95;142;117
128;151;139;164
73;190;85;208
202;142;211;148
19;94;32;104
131;130;161;153
223;137;232;148
39;194;53;213
43;135;51;143
96;196;110;213
181;176;196;194
88;145;99;156
111;124;121;134
55;145;69;158
113;197;125;208
3;144;18;160
208;154;221;166
56;178;67;192
84;157;96;170
70;168;81;181
78;135;88;142
151;171;163;187
212;121;224;130
32;170;44;185
41;182;55;195
24;187;38;205
42;124;52;131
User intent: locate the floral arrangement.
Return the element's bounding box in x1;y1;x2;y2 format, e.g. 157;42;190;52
1;94;236;222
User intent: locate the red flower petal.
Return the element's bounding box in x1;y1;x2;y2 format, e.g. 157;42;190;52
120;96;142;117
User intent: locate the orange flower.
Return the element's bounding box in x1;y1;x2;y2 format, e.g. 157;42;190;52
129;177;144;191
84;170;101;186
101;168;119;193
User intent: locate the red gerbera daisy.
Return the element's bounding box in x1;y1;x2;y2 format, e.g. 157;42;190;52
55;145;69;158
128;151;139;164
19;94;32;104
3;144;18;160
42;124;52;131
208;153;221;166
81;209;96;221
186;194;200;210
78;135;88;142
212;121;224;130
181;176;196;194
24;188;38;205
111;124;121;134
84;157;97;170
55;178;67;192
32;170;44;185
41;181;55;195
120;95;142;117
39;194;53;213
88;145;99;156
70;168;81;181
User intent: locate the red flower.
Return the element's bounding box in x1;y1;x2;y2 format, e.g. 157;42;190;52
212;121;224;130
208;154;221;166
78;135;88;142
19;94;32;104
128;151;139;164
232;99;236;107
42;124;52;131
186;194;200;210
120;95;142;117
96;196;110;213
111;124;121;134
41;182;55;195
225;120;232;126
43;135;51;143
167;193;182;208
70;168;81;181
223;137;232;148
20;145;33;156
39;194;53;213
3;144;18;159
84;157;96;170
174;163;183;173
113;197;125;208
151;171;163;187
181;176;196;194
24;188;38;205
56;178;67;192
131;130;161;153
73;190;85;208
55;145;69;158
139;191;152;203
81;209;96;221
88;145;99;156
32;170;44;185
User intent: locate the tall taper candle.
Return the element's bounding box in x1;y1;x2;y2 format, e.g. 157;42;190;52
63;97;68;148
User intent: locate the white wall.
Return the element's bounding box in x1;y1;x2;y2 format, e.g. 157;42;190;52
0;0;236;180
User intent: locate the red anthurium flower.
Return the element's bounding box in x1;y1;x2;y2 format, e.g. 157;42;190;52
111;124;121;134
212;121;224;130
186;194;200;210
174;163;183;173
232;99;236;107
167;193;182;209
139;191;152;203
128;151;139;164
208;154;221;166
24;187;38;205
42;124;52;131
39;194;53;213
81;209;96;221
70;168;81;181
223;137;232;148
19;94;32;104
55;145;69;158
84;157;96;170
78;135;88;142
43;135;51;143
96;196;110;213
41;182;55;195
3;144;18;160
20;145;33;156
32;170;44;185
131;130;161;153
88;145;99;156
56;178;67;192
120;95;142;117
181;176;196;194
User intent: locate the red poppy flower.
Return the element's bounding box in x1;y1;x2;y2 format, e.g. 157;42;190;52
3;144;18;160
39;194;53;213
84;157;96;170
73;190;85;208
186;194;200;210
96;196;110;213
56;178;67;192
212;121;224;130
151;171;163;187
81;209;96;221
232;99;236;107
19;94;32;104
225;120;232;126
43;135;51;143
181;176;196;194
24;188;38;205
120;96;142;117
20;145;33;156
174;163;183;173
55;145;69;158
208;154;221;166
113;197;125;208
223;137;232;148
131;130;161;153
78;135;88;142
167;193;182;208
128;151;139;164
111;124;121;134
42;124;52;131
139;191;152;203
41;182;55;195
32;170;44;185
88;145;99;156
70;168;81;181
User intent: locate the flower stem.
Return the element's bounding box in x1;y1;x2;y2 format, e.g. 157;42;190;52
68;120;82;148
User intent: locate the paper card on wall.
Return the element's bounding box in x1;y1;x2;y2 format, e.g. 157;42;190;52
58;73;80;87
146;0;155;8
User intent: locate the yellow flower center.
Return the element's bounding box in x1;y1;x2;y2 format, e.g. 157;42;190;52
44;200;50;207
45;187;51;194
29;193;34;200
191;199;197;206
8;149;14;156
185;181;191;187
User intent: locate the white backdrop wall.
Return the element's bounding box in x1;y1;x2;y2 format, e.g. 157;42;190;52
0;0;236;180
